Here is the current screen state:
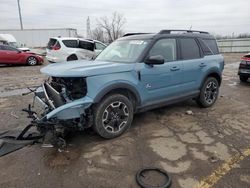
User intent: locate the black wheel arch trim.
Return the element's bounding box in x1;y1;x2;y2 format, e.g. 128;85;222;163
200;70;222;89
67;54;78;60
93;83;141;106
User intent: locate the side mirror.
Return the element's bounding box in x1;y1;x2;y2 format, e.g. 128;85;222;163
145;55;165;65
17;50;22;53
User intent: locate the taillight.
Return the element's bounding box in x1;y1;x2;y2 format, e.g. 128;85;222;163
52;45;60;50
51;42;61;50
240;60;247;68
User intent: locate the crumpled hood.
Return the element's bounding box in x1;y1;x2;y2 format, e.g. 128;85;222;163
41;60;135;77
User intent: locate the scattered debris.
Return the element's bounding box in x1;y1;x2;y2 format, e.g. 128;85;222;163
87;159;93;166
10;111;19;119
210;156;219;163
186;110;194;115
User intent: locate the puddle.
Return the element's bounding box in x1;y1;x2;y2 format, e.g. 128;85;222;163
0;88;30;98
227;82;239;87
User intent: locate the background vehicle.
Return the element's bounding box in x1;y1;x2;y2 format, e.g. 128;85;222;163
0;45;43;65
0;34;30;52
46;37;106;63
238;53;250;82
31;29;224;142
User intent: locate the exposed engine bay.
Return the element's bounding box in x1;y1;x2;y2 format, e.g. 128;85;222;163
23;77;93;147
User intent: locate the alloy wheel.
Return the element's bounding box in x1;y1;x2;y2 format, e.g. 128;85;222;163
204;81;218;104
102;101;129;133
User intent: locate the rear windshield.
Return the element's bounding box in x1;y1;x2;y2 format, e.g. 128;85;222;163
202;39;219;54
47;38;57;49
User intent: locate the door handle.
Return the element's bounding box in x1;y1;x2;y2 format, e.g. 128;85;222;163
170;66;180;71
199;63;207;67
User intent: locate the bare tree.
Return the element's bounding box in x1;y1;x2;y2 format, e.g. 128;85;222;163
91;26;105;42
96;12;126;43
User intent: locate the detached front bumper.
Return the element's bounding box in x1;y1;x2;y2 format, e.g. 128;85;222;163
32;84;93;121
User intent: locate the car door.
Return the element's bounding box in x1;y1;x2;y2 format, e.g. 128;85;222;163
78;40;95;60
0;45;21;63
139;38;184;103
0;45;7;62
178;37;206;92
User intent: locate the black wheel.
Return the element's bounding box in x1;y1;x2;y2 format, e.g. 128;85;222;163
27;56;38;66
239;75;248;82
197;77;219;108
93;94;133;139
67;54;78;61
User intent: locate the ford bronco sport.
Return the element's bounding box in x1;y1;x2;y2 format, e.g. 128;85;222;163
29;30;224;143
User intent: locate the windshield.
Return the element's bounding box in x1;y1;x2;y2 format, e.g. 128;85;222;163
95;39;150;63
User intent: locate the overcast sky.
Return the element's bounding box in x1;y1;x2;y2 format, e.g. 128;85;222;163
0;0;249;36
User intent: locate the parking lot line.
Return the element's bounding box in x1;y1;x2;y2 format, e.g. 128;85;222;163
195;148;250;188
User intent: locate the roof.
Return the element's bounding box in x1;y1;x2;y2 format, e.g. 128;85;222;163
49;37;106;45
120;30;215;40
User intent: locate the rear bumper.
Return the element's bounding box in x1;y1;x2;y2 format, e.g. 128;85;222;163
46;55;65;63
238;68;250;76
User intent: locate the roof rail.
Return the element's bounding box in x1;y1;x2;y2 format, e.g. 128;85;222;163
123;33;151;37
159;30;209;34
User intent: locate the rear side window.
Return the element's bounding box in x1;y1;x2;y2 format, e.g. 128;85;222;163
149;39;177;62
47;39;57;49
202;39;219;54
180;38;201;60
79;41;94;51
62;40;78;48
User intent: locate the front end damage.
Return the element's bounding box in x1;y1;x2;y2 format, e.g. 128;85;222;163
25;77;94;147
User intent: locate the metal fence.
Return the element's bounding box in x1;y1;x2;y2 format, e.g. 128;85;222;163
217;38;250;53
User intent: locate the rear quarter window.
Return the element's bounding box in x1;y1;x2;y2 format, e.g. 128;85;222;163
202;39;219;54
47;38;57;49
62;40;78;48
179;38;201;60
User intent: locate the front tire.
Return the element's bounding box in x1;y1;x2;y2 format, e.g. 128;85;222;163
197;77;219;108
93;94;134;139
27;56;38;66
239;75;248;82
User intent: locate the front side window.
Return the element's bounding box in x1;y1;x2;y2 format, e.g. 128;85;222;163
95;42;106;50
96;39;150;63
62;40;78;48
180;38;201;60
149;39;177;62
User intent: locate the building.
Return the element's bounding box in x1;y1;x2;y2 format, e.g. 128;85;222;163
0;28;78;48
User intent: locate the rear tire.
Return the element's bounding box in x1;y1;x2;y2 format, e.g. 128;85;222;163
27;56;38;66
197;77;219;108
67;54;78;61
93;94;133;139
239;75;248;82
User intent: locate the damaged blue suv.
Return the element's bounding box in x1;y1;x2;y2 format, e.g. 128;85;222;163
30;30;224;141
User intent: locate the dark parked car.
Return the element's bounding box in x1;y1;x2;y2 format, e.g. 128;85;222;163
238;53;250;82
0;45;43;66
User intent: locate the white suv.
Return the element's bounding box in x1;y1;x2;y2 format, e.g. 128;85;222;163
46;37;107;63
